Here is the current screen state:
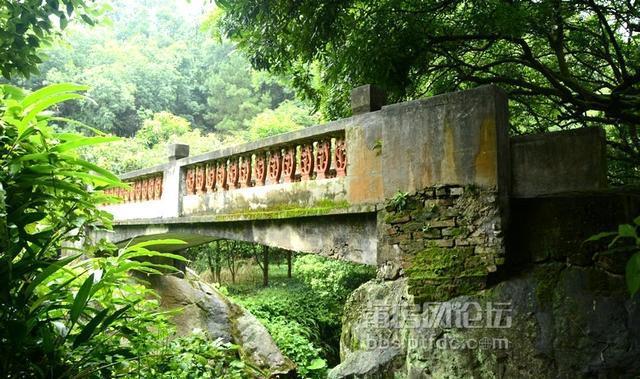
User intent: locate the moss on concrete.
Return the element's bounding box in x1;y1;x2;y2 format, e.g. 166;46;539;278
405;245;487;302
206;199;353;222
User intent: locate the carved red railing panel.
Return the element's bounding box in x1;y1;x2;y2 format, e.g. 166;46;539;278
282;147;296;183
143;179;150;201
228;159;239;189
186;168;196;195
300;144;314;181
254;153;267;186
239;156;252;188
105;173;163;204
179;131;346;196
315;140;331;179
154;176;162;199
134;180;142;201
268;150;282;184
335;137;347;177
205;163;216;193
195;166;205;194
216;161;227;191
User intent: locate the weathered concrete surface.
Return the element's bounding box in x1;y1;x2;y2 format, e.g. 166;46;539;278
93;212;379;265
508;190;640;268
351;84;386;115
379;85;510;198
511;128;607;197
181;177;350;217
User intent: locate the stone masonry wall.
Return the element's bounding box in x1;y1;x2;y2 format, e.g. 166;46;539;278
379;185;505;302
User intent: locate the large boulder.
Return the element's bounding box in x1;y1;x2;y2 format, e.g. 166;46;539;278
331;264;640;378
149;274;295;376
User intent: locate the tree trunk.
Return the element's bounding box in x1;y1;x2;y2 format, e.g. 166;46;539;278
262;245;269;287
287;250;292;278
228;241;237;284
207;241;217;283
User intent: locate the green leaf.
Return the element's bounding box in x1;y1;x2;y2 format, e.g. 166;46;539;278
20;83;88;109
618;224;637;239
70;274;94;324
51;136;120;153
62;156;121;183
120;249;188;262
586;231;616;242
73;307;109;348
98;304;133;333
625;253;640;297
58;170;122;186
49;116;106;136
25;254;81;297
20;92;85;129
634;215;640;226
126;239;188;250
307;358;327;370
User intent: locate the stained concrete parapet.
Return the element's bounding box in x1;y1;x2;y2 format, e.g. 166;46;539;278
379;85;510;198
511;127;607;197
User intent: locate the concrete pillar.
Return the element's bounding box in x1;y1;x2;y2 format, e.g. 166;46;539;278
351;84;386;115
162;144;189;218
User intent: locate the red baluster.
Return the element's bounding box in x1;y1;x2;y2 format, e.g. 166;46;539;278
315;140;331;179
205;163;216;193
335;137;347;177
154;175;163;199
216;161;227;191
135;180;142;201
300;144;314;181
141;178;149;201
282;146;296;183
254;153;267;186
228;158;239;189
186;168;196;195
239;156;252;188
195;166;205;194
268;150;282;184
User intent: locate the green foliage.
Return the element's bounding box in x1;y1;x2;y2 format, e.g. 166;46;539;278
11;0;306;138
79;111;234;174
233;282;330;379
588;216;640;296
262;318;327;379
246;100;320;141
0;0;102;79
294;254;376;303
0;83;253;377
134;111;191;147
390;191;409;211
134;331;259;379
215;0;640;182
231;254;374;375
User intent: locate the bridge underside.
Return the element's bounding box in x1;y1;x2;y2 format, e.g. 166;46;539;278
92;213;378;265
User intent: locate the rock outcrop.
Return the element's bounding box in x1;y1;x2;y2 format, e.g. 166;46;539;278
149;273;295;376
330;265;640;378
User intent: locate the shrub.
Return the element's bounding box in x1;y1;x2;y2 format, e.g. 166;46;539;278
0;83;255;378
294;254;376;302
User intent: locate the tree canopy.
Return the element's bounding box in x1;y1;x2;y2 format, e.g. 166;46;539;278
0;0;101;78
215;0;640;181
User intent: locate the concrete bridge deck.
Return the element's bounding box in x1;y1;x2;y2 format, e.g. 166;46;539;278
91;85;607;268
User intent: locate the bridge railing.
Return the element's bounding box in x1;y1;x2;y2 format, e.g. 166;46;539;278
102;101;384;222
181;131;346;194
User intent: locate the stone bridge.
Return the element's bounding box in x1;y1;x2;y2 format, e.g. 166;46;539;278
91;85;607;285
